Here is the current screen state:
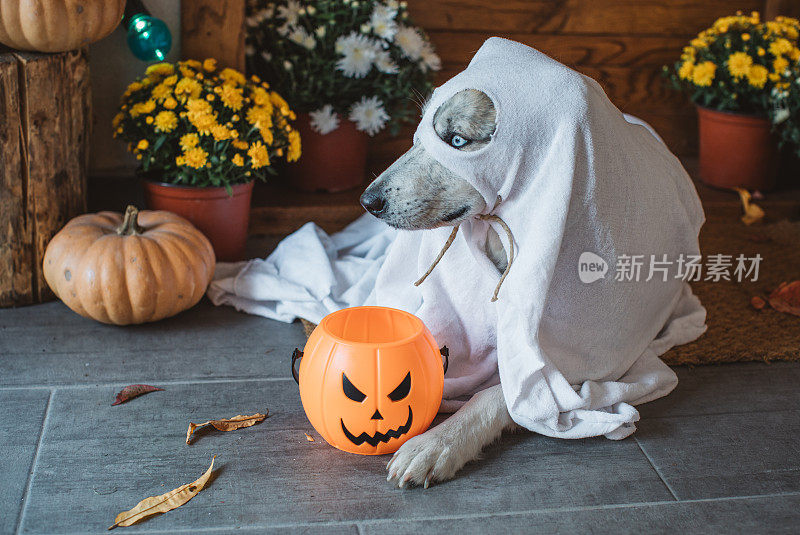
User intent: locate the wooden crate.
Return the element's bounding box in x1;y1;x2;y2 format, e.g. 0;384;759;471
0;48;91;307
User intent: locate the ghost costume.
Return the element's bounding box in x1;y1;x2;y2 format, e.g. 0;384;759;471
208;38;707;440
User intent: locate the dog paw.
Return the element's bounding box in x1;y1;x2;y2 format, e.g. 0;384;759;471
385;429;467;488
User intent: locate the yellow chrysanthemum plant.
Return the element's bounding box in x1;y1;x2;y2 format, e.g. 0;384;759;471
665;12;800;115
114;59;301;193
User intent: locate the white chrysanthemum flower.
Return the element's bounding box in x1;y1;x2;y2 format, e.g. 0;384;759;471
395;25;425;60
276;0;302;26
309;104;340;135
386;0;399;8
246;15;260;27
369;4;398;40
315;26;326;38
349;96;389;136
335;32;378;78
245;44;255;57
420;42;441;72
276;22;291;36
360;23;371;34
288;26;316;50
283;60;292;70
261;50;272;62
374;49;399;74
259;5;274;20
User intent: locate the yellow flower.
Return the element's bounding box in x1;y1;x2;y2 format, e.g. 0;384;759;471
145;62;174;77
769;38;793;56
130;99;156;117
247;141;270;169
154;110;178;132
231;154;244;167
112;112;124;128
269;91;290;112
219;84;244;110
251;87;270;107
182;59;202;70
210;124;234;141
219;67;246;86
151;83;172;101
186;98;212;115
757;47;766;56
183;147;208;169
163;74;178;86
189;112;217;136
136;139;149;151
746;64;768;88
180;133;199;151
260;127;274;145
203;58;217;72
232;139;249;150
175;155;186;166
287;130;301;162
690;38;707;48
741;33;750;41
727;51;753;78
123;81;143;98
774;56;790;74
678;60;694;80
206;93;215;101
246;105;273;129
145;116;154;124
692;61;716;87
174;77;202;99
163;97;178;110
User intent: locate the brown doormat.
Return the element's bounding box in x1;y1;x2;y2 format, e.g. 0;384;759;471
663;205;800;365
299;206;800;366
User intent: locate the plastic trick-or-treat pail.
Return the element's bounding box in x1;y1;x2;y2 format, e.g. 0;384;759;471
291;306;448;455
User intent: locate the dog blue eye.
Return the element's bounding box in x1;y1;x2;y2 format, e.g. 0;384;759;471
450;135;468;148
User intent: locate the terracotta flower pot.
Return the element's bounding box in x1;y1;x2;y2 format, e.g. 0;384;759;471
697;106;779;191
143;180;254;262
287;113;368;192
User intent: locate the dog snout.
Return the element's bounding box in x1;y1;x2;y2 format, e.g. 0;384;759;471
360;190;386;216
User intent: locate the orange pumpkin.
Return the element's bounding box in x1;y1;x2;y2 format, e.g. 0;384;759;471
43;205;215;325
293;307;446;455
0;0;125;52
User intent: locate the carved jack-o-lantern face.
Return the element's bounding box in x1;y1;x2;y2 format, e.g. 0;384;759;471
296;307;445;455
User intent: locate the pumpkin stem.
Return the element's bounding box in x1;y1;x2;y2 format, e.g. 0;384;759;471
117;205;144;236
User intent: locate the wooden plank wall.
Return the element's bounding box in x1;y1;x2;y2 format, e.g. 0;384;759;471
371;0;778;162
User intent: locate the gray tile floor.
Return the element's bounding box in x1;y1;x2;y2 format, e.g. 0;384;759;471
1;300;798;534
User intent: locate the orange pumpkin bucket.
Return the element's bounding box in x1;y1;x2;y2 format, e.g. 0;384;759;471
292;306;447;455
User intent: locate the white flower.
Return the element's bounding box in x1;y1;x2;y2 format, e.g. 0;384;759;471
419;42;441;72
360;23;371;34
349;96;389;136
335;32;379;78
276;22;291;36
288;26;316;50
246;15;260;27
395;25;425;60
260;50;272;62
245;44;255;57
369;4;398;40
307;5;316;15
386;0;399;8
309;104;340;135
373;3;398;21
315;26;326;38
259;5;274;20
276;0;302;26
374;49;398;74
774;108;791;124
283;60;292;70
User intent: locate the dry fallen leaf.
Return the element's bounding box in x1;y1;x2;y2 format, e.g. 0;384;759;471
304;433;315;442
186;412;268;445
108;456;215;530
111;385;164;406
734;187;765;226
768;281;800;317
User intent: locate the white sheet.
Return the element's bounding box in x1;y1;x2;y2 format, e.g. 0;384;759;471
209;38;707;439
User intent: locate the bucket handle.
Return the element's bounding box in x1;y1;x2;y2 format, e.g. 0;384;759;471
291;348;302;384
291;345;448;385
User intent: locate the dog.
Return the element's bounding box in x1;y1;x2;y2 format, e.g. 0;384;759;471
360;89;517;488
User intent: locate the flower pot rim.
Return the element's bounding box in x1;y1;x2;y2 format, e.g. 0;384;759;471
142;179;254;191
695;104;769;121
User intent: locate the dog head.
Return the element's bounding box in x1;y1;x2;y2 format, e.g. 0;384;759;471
360;89;496;230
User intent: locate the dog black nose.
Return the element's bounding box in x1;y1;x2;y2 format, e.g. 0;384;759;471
360;191;386;215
